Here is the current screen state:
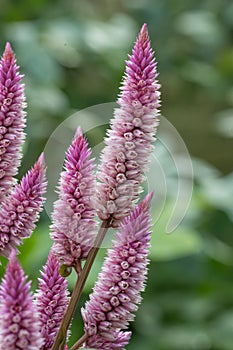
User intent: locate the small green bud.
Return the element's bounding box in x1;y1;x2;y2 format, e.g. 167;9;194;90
60;264;72;277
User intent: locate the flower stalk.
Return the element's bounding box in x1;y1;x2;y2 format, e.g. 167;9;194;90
51;219;111;350
69;333;88;350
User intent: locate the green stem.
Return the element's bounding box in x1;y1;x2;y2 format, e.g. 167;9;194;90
69;333;88;350
51;219;111;350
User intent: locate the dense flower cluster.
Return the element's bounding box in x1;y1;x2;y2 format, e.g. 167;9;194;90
50;127;97;268
82;193;153;349
0;250;43;350
96;23;160;227
0;24;159;350
35;253;70;349
0;153;47;257
0;42;26;200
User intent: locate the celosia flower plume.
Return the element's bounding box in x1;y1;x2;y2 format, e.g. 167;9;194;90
81;192;153;349
96;23;160;227
0;42;26;200
0;25;160;350
50;127;97;268
35;253;70;349
0;250;43;349
0;153;47;257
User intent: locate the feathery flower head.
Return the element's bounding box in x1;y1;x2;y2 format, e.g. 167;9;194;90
0;153;47;257
35;253;70;349
0;250;43;349
81;192;153;349
50;127;97;268
96;24;160;227
0;42;26;200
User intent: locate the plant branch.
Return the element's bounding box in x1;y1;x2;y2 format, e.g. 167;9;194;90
70;333;88;350
51;219;111;350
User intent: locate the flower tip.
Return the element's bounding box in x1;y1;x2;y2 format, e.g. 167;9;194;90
37;152;45;167
147;191;154;201
34;153;46;176
140;191;154;210
32;153;47;185
74;126;83;138
138;23;149;43
3;42;14;61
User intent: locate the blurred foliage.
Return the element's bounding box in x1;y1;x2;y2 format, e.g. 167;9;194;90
0;0;233;349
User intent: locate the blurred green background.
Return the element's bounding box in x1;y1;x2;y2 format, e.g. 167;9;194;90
0;0;233;349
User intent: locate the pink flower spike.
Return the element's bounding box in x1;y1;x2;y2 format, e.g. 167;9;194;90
0;42;26;200
0;250;43;349
50;127;98;268
0;153;47;257
96;24;160;227
35;253;70;349
81;192;153;349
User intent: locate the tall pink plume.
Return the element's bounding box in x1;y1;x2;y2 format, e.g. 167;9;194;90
96;24;160;227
